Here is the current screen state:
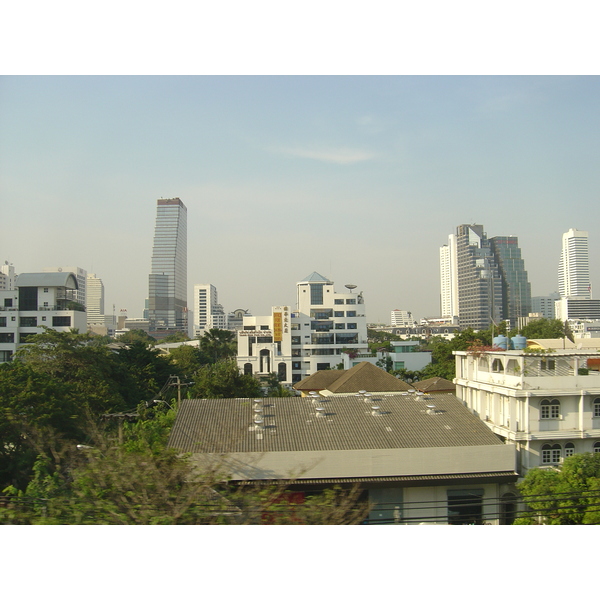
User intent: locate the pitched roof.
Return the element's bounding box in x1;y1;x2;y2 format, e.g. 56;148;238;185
298;271;331;283
413;377;455;392
169;392;506;455
293;369;345;390
327;361;414;393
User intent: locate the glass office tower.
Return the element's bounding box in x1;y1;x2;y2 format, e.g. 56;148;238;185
148;198;187;332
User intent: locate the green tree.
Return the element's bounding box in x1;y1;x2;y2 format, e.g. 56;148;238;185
515;453;600;524
191;360;262;398
161;331;190;344
117;329;157;345
199;329;237;364
517;318;567;340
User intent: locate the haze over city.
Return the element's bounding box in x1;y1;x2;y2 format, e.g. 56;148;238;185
2;75;599;324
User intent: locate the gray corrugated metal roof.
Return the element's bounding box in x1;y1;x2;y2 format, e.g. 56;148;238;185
168;392;505;455
15;272;78;289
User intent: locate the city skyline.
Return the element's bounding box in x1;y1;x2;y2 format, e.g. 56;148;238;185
2;76;600;323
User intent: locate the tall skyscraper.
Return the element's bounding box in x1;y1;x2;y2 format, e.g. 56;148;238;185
440;233;458;320
441;225;532;330
454;224;503;330
86;273;105;326
148;198;188;332
489;236;532;328
558;228;591;299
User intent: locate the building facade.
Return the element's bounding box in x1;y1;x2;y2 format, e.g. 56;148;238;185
0;272;87;362
390;309;416;327
454;347;600;474
558;228;590;300
193;284;226;337
531;293;560;320
236;306;293;384
441;225;532;331
86;273;105;326
43;266;87;307
489;236;532;329
148;198;188;334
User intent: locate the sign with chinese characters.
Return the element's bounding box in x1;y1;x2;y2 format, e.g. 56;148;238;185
272;306;290;341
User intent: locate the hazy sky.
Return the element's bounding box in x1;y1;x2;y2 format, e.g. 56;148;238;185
2;75;599;323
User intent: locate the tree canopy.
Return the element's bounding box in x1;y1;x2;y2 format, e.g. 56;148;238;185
515;453;600;524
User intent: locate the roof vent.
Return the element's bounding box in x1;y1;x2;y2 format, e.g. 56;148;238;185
363;392;373;403
315;406;326;418
426;404;437;415
371;405;382;416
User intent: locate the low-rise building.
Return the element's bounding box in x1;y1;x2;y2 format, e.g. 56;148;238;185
168;392;518;524
454;347;600;474
0;271;86;362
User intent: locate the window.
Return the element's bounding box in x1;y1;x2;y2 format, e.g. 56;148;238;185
20;317;37;327
0;333;15;343
594;442;600;454
346;311;356;317
292;361;301;370
291;323;300;330
243;326;256;331
347;323;357;330
4;298;12;308
334;311;344;317
564;443;575;457
335;323;345;329
257;336;273;343
310;284;324;306
311;322;333;331
52;316;71;327
310;309;332;320
291;336;301;345
346;298;356;305
19;332;37;343
260;325;269;330
541;358;556;371
594;398;600;418
42;316;46;321
0;317;6;327
491;358;504;373
43;288;48;293
335;333;358;344
0;350;13;362
447;489;484;525
334;299;344;305
316;363;330;371
540;398;560;419
541;444;561;464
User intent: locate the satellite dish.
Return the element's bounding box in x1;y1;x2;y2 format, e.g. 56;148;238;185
345;284;357;290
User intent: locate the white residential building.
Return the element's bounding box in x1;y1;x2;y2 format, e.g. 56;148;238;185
0;272;87;362
558;228;591;300
454;347;600;474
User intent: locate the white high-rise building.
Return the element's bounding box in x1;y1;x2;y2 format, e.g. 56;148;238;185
86;273;105;326
439;234;458;320
193;283;226;336
558;228;591;299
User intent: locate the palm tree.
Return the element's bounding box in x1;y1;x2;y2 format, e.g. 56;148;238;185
199;329;236;363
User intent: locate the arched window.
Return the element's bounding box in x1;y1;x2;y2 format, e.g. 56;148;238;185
565;442;575;457
540;398;560;419
541;443;561;464
259;349;270;373
594;442;600;454
277;362;287;382
593;398;600;418
244;363;252;375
